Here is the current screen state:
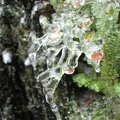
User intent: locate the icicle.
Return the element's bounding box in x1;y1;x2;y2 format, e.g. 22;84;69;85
93;60;101;72
38;75;62;120
36;66;64;120
95;67;100;72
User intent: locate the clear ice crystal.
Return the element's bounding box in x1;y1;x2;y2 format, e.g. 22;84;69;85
26;1;104;119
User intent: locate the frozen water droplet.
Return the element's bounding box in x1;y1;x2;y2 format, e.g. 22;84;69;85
95;67;100;72
2;48;12;64
24;58;31;66
92;60;101;72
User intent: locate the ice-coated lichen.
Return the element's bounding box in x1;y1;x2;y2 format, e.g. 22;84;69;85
25;0;112;119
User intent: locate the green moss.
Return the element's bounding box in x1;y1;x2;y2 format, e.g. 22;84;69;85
73;1;120;97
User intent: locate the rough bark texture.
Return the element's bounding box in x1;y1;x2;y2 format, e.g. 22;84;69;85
0;0;57;119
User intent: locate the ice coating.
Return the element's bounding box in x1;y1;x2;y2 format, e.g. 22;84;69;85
25;0;104;119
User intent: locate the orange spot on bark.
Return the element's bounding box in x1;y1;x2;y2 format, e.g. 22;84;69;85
91;52;103;60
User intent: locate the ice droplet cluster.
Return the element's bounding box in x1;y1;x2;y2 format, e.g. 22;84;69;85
25;0;104;119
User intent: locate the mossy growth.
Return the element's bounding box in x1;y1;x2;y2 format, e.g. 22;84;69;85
73;1;120;97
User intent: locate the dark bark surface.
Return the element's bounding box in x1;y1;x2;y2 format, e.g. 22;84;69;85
0;0;56;119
